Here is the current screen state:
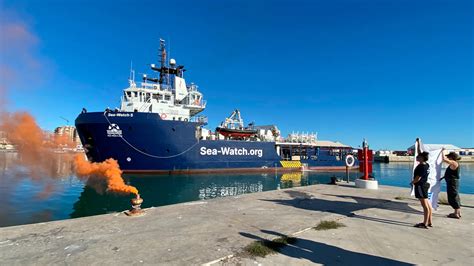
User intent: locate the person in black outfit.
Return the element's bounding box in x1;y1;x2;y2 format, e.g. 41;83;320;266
442;150;462;219
411;140;432;228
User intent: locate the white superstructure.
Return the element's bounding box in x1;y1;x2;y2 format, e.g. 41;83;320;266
119;39;206;122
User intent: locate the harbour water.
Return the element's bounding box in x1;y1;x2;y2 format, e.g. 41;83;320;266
0;153;472;227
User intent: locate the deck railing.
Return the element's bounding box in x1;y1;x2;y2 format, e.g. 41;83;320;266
191;115;208;124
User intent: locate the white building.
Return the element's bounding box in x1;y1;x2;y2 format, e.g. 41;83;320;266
54;126;80;144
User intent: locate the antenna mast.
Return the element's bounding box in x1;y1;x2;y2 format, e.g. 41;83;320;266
159;38;167;85
129;61;135;85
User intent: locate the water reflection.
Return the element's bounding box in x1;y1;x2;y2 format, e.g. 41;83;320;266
68;171;339;219
0;152;75;180
70;186;130;218
280;172;309;188
198;182;264;200
0;152;18;172
66;172;340;218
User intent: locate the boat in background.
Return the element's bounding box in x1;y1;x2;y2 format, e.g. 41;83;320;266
0;136;17;152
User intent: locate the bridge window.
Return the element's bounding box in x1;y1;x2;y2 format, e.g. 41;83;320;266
165;95;171;101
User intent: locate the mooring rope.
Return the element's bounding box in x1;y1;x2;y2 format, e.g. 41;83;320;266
103;111;200;159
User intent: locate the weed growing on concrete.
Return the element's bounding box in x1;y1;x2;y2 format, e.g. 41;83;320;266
243;236;297;257
244;241;275;257
313;220;346;231
271;236;297;246
394;196;406;200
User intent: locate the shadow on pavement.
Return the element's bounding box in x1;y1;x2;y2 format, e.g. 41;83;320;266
261;190;442;227
239;231;413;265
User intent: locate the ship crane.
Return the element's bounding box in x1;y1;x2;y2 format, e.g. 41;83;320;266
216;109;257;139
221;109;245;129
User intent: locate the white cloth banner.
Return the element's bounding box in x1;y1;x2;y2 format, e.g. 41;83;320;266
411;140;443;210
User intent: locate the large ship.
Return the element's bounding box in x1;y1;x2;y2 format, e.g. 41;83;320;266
75;40;357;174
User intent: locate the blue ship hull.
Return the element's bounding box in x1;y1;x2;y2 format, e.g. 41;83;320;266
75;112;355;173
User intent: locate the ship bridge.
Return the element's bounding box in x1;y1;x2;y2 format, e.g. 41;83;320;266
120;39;207;122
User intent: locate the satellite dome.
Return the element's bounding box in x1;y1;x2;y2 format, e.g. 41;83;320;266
169;58;176;65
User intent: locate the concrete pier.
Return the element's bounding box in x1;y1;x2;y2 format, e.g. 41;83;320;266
0;184;473;265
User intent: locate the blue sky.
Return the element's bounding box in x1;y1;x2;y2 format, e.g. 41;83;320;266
1;0;472;150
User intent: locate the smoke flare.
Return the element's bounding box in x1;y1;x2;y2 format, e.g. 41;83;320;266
74;155;138;195
1;111;138;196
0;111;76;176
0;112;45;165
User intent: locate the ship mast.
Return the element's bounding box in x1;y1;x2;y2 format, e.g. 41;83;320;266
159;38;167;85
147;39;187;87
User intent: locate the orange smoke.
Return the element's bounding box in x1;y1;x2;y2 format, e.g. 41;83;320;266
52;134;75;148
74;154;138;196
1;111;138;196
0;111;78;179
0;112;48;168
1;111;75;151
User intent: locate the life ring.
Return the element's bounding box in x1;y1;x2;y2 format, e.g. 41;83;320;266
184;118;188;122
345;154;355;167
160;113;167;119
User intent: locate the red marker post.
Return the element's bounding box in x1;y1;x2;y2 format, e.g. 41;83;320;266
358;139;373;180
355;139;378;189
